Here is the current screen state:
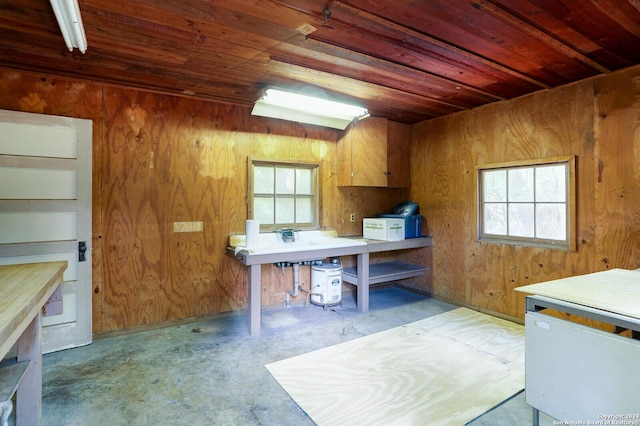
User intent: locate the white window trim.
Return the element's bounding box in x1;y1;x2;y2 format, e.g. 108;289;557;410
476;155;576;251
247;157;321;231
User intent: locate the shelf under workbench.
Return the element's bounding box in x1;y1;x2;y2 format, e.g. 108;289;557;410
343;261;427;285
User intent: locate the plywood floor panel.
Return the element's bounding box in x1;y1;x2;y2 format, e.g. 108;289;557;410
266;307;524;426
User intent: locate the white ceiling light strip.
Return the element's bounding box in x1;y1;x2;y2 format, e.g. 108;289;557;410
50;0;87;53
252;88;368;130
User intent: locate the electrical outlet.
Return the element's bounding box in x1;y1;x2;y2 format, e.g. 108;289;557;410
350;213;356;222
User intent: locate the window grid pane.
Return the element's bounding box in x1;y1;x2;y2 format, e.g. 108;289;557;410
295;196;313;223
479;160;570;248
296;168;313;195
276;167;295;195
254;165;274;194
252;162;318;229
254;196;274;225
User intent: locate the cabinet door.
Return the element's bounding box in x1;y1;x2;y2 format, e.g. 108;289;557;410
351;117;387;187
387;121;410;188
337;125;354;186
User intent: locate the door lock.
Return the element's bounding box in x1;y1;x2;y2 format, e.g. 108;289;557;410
79;241;87;262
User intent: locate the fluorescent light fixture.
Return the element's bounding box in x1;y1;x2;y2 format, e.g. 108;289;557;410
50;0;87;53
252;88;368;130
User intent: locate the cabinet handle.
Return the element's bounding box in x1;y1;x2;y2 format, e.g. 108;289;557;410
383;171;391;175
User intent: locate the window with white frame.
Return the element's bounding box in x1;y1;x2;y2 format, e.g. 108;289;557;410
248;159;319;230
478;156;575;250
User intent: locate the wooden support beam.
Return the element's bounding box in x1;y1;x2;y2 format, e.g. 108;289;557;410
474;0;610;73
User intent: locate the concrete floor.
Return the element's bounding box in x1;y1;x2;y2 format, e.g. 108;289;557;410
11;286;554;425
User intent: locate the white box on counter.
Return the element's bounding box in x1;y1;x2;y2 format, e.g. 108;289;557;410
363;218;405;241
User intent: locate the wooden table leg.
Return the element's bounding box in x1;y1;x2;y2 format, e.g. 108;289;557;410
356;252;369;312
248;264;261;336
16;313;41;425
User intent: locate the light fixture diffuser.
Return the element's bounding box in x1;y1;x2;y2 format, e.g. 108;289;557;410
252;88;368;130
50;0;87;53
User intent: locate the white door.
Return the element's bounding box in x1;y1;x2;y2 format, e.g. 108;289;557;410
0;109;92;353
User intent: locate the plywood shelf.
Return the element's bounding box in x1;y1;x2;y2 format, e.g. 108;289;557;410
0;360;30;402
343;261;427;285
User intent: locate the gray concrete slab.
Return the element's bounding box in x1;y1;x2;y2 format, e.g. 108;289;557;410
9;287;550;425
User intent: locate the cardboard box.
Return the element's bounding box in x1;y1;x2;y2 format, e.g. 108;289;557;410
378;214;423;238
363;218;405;241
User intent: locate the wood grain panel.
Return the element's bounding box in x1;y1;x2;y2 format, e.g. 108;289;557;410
91;80;407;333
593;67;640;271
386;120;410;188
5;64;638;335
351;117;387;186
410;65;640;320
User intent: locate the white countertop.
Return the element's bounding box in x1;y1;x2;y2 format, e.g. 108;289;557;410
229;230;367;256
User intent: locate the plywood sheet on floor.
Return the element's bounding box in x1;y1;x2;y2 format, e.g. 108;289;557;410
265;307;524;426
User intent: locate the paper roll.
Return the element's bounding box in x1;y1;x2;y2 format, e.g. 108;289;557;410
245;220;260;248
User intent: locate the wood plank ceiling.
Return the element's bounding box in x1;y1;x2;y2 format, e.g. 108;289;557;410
1;0;640;124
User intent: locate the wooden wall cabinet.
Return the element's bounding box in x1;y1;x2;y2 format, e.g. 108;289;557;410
337;117;410;188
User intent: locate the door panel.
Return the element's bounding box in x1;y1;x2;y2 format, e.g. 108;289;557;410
0;166;76;199
0;212;76;243
0;121;77;158
0;109;92;353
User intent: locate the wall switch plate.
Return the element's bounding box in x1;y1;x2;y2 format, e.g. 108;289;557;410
350;213;356;222
173;221;204;233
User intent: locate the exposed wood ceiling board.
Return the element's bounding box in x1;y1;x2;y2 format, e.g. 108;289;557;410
80;8;200;65
306;30;549;99
212;0;326;34
296;33;546;101
86;36;189;66
279;0;554;92
307;27;531;94
493;0;614;59
270;47;495;111
268;60;462;117
196;3;303;45
0;0;61;39
471;0;609;73
335;0;606;83
82;0;215;31
291;38;508;102
329;1;556;78
329;1;550;69
520;0;640;64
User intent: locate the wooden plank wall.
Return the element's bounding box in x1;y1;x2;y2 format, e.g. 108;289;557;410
0;68;410;334
410;65;640;320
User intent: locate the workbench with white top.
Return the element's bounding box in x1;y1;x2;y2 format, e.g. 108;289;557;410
227;232;432;335
516;268;640;425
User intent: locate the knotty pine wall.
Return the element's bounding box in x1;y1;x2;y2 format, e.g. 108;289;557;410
0;68;408;334
410;65;640;321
